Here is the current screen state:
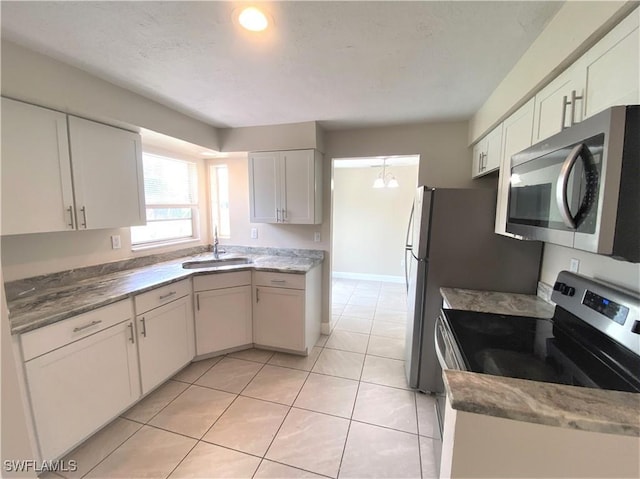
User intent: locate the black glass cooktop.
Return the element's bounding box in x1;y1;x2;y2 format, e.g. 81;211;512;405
441;309;640;393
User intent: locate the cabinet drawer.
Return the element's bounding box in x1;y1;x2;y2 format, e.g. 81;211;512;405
134;279;190;314
193;271;251;292
21;299;133;362
253;271;305;290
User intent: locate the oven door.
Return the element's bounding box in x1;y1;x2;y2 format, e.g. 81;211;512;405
506;134;602;247
433;313;464;429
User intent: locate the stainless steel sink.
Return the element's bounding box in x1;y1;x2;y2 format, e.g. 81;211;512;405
182;257;252;269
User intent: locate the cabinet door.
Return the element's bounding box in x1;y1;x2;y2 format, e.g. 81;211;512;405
495;99;535;236
582;8;639;119
253;286;305;352
25;320;140;460
471;141;485;178
483;124;503;174
137;296;193;394
195;285;252;355
249;151;280;223
532;66;584;143
281;150;316;224
68;116;145;229
1;98;74;235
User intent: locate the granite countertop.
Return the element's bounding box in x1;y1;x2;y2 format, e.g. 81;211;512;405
440;287;555;318
8;248;323;335
443;370;640;437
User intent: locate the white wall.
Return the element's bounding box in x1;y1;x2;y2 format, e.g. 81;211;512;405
1;41;219;151
219;122;322;153
469;1;635;143
332;165;418;278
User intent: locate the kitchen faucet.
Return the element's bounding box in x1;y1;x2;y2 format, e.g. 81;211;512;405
213;226;225;259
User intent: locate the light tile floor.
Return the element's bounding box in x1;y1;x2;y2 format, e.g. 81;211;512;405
48;279;439;479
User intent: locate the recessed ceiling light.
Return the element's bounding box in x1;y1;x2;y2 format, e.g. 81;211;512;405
238;7;269;32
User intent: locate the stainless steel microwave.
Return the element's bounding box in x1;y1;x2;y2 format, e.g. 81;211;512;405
506;105;639;262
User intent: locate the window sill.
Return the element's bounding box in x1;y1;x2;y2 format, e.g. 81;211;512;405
131;237;202;253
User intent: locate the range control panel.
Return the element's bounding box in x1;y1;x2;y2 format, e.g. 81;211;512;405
582;290;629;325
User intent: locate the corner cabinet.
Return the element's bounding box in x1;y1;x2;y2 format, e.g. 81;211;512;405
21;300;140;461
1;97;145;235
252;267;321;355
134;279;194;395
248;149;322;224
193;271;253;356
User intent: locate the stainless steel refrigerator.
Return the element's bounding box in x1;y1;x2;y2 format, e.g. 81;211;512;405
404;187;543;392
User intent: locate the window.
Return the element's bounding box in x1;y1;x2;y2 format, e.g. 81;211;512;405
131;153;199;246
210;164;230;238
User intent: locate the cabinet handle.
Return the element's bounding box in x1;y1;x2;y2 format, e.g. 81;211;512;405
271;279;286;284
276;208;281;222
196;294;200;311
80;206;88;228
569;89;583;126
256;288;260;303
128;323;135;343
73;320;102;333
159;291;176;300
140;317;147;337
67;206;75;229
561;95;570;130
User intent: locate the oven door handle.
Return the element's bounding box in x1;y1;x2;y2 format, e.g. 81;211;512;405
435;314;460;370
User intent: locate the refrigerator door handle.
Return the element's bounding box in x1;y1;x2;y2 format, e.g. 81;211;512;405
404;203;415;291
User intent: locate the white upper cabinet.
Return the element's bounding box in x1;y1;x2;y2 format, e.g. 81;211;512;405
532;65;585;144
68;116;145;230
1;98;75;235
1;97;146;235
471;123;503;178
248;151;280;223
581;8;639;118
532;8;638;145
495;98;535;236
249;149;322;224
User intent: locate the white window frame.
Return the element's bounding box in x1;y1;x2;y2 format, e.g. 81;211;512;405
131;152;200;250
209;163;231;239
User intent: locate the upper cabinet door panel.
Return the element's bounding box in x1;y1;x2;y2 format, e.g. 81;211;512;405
1;98;74;235
68;116;145;230
249;151;280;223
495;98;535;236
282;150;315;224
583;8;639;118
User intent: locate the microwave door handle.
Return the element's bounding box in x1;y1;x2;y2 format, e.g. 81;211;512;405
556;144;583;229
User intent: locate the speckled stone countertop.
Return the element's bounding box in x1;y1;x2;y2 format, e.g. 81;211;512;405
440;287;555;318
443;370;640;437
7;247;323;335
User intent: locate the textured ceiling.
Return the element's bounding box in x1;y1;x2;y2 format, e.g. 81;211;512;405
1;1;563;130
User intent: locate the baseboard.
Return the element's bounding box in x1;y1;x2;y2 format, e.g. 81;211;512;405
332;271;404;284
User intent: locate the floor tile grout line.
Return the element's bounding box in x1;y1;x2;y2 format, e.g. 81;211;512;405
415;390;425;479
162;437;200;479
76;420;145;479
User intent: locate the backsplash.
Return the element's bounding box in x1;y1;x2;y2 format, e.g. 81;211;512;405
537;281;554;304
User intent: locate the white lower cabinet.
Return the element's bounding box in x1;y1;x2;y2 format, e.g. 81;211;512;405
134;279;194;395
193;272;253;356
22;300;140;461
252;267;321;355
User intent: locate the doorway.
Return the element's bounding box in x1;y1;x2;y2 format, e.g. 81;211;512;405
330;155;419;333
